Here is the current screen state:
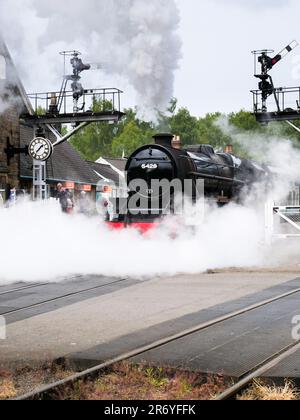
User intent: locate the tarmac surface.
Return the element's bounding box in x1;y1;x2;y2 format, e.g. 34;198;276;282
1;269;300;379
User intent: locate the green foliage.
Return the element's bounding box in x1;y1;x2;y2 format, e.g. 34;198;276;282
269;120;300;144
145;367;168;388
36;106;46;116
61;125;68;136
69;97;300;161
70;122;116;161
197;112;232;150
229;110;261;131
70;99;117;160
70;101;155;159
169;108;200;146
112;121;153;157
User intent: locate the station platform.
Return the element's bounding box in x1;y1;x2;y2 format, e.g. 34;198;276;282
130;283;300;379
1;270;300;381
264;348;300;382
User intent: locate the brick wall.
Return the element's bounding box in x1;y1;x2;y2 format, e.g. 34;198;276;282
0;39;27;198
0;106;20;196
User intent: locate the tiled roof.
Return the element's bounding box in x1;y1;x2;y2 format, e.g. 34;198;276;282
46;142;100;185
20;131;100;185
20;126;127;186
87;161;122;185
101;158;127;172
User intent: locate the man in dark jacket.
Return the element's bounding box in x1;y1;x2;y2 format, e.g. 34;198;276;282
56;183;70;213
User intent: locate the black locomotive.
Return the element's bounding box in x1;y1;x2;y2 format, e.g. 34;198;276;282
108;133;268;230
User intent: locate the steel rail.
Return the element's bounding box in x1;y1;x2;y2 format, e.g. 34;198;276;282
15;285;300;400
0;283;48;297
0;278;130;317
214;340;300;400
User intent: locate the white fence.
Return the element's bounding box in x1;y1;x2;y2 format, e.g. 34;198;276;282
265;201;300;244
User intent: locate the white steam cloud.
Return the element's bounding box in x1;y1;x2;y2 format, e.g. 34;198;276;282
1;132;300;287
0;0;181;119
1;119;300;285
0;200;266;284
216;117;300;202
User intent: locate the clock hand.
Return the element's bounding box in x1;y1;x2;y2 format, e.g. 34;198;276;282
36;145;44;154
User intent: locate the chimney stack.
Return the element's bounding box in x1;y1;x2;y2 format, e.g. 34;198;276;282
153;133;174;148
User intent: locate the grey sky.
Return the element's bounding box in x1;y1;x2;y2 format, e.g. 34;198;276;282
175;0;300;116
216;0;292;9
2;0;300;118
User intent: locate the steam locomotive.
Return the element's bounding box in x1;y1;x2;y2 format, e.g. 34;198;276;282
107;133;268;232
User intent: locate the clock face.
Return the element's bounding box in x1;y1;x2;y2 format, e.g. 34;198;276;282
28;137;53;161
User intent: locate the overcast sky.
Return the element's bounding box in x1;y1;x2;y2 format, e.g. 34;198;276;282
175;0;300;116
3;0;300;118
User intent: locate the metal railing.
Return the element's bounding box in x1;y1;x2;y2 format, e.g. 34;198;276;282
27;87;123;116
252;86;300;113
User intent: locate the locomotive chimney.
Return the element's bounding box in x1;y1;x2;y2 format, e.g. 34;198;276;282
153;133;174;148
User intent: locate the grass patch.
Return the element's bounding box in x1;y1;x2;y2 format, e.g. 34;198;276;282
0;379;17;399
53;363;228;400
238;380;300;401
0;362;75;400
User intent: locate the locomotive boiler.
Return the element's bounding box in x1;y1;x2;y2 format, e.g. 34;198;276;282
107;133;268;232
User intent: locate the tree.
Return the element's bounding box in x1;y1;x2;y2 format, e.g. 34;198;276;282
70;98;118;160
229;110;261;131
197;113;232;150
118;107;155;135
70;102;155;160
169;108;200;146
69;94;300;161
70;122;116;160
111;121;153;157
268;120;300;143
36;106;46;116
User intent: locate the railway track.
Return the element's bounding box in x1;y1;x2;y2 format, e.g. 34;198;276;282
14;285;300;400
0;283;49;297
0;276;94;299
215;340;300;400
0;277;131;317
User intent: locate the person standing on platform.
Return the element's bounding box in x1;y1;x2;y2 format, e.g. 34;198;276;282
56;183;70;213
